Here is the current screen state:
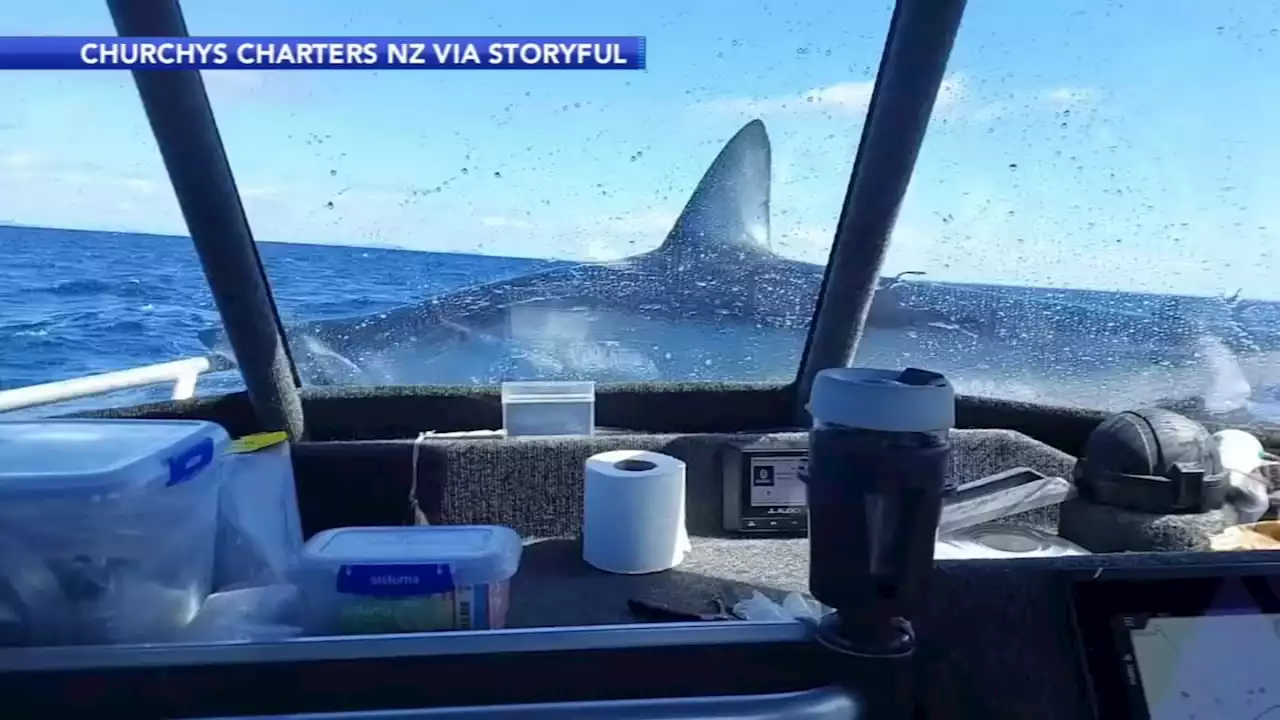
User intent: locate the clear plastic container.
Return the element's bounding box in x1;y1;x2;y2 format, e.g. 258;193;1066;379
501;381;595;437
291;525;523;636
0;419;229;646
934;524;1090;560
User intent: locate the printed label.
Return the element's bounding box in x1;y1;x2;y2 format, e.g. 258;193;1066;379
335;584;497;634
1255;462;1280;491
166;436;215;486
336;563;455;597
228;431;289;454
338;591;467;634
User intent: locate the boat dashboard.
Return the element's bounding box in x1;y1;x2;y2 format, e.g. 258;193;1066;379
0;426;1277;719
0;394;1273;719
3;552;1280;720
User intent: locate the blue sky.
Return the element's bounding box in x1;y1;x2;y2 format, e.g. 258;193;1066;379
1;1;1278;298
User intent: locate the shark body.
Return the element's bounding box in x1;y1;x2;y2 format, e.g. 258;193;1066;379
200;120;1280;423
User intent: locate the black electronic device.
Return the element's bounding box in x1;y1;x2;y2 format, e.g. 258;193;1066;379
721;440;809;534
1069;563;1280;720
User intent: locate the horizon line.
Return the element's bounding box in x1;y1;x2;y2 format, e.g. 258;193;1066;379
0;221;1269;304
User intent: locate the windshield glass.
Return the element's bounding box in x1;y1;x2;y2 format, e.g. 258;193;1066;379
3;2;1277;427
186;0;891;387
874;0;1280;426
0;3;240;418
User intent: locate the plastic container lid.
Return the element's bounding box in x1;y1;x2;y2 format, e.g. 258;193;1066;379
300;526;523;590
809;367;955;432
502;381;596;402
934;525;1089;560
0;419;229;498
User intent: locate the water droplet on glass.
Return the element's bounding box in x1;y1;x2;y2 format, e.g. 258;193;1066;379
461;168;469;175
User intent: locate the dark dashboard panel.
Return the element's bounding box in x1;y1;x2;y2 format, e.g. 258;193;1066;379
1069;563;1280;720
0;639;832;719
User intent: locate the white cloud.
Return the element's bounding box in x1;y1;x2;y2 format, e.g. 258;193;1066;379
0;74;1109;271
201;69;314;106
696;73;969;121
964;85;1103;125
699;80;876;117
0;151;690;262
696;74;1105;131
0;151;41;170
202;70;268;95
0;154;184;232
479;216;533;229
595;210;677;235
1043;86;1098;107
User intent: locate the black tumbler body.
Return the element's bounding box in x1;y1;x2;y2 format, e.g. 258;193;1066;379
804;367;955;630
807;424;951;615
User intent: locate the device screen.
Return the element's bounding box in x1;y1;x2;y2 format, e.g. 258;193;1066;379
747;455;808;508
1073;573;1280;720
1126;611;1280;720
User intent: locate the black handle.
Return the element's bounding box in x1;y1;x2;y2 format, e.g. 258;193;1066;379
626;599;718;623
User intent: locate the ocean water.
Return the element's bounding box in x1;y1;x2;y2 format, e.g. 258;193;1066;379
4;223;1280;425
0;225;557;414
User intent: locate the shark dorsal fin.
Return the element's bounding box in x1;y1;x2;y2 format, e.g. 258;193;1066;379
653;120;772;270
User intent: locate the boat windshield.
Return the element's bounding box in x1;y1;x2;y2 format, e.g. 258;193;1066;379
1;1;1278;427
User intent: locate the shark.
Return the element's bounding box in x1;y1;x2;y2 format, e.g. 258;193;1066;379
199;120;1280;423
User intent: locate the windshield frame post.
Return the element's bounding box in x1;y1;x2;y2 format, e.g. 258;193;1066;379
793;0;968;423
105;0;306;439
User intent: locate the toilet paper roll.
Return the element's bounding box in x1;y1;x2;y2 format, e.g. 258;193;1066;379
582;450;692;574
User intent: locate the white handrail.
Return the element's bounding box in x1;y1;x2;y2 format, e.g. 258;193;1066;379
0;355;235;413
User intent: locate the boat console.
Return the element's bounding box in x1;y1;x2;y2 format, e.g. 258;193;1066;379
0;421;1274;719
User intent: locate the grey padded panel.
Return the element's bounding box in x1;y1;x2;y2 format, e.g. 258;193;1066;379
416;429;1074;539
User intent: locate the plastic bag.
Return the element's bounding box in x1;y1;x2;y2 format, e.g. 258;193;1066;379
179;584;303;643
732;591;832;623
1213;429;1272;524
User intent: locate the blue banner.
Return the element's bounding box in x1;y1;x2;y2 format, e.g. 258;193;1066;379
0;36;646;70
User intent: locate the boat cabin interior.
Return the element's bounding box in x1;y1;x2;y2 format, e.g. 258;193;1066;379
3;0;1280;719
